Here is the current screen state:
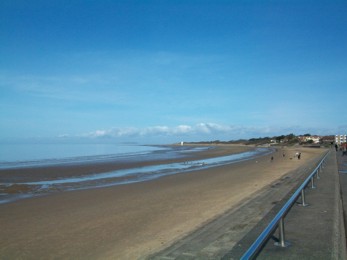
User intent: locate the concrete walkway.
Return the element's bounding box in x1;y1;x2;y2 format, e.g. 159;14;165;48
235;149;346;259
149;149;347;259
337;149;347;257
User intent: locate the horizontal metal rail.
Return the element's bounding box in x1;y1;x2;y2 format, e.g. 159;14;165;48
240;150;330;260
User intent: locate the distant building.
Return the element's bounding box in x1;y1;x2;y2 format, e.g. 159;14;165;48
299;135;321;144
321;135;335;144
335;134;347;145
307;135;321;143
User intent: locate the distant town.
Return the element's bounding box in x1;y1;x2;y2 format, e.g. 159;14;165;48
183;134;347;147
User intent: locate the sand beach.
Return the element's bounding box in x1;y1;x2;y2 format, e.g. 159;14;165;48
0;145;326;259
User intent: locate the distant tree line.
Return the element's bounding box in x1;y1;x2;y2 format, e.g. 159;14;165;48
241;133;300;145
186;133;334;146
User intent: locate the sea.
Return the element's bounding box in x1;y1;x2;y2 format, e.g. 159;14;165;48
0;142;169;169
0;142;273;203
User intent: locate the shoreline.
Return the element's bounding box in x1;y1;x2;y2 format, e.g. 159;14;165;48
0;146;326;259
0;145;254;181
0;145;259;203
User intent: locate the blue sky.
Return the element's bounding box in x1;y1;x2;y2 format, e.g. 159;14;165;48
1;0;346;143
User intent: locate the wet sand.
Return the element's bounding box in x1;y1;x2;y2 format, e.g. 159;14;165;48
0;146;326;259
0;145;251;182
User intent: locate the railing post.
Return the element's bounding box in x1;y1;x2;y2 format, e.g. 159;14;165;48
322;159;326;168
274;218;290;247
299;189;309;207
316;167;320;179
311;176;316;189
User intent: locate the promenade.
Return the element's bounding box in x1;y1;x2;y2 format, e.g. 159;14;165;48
150;149;347;259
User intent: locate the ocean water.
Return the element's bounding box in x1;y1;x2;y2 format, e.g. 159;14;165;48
0;142;176;169
0;142;271;170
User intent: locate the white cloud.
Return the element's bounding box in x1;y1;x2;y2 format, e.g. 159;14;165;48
174;125;193;134
195;123;238;134
78;123;273;139
83;127;138;138
77;123;337;142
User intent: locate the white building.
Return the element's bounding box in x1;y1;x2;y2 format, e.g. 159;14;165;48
299;135;321;143
335;134;347;144
306;135;321;144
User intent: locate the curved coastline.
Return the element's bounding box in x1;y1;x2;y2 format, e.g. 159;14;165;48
0;145;268;204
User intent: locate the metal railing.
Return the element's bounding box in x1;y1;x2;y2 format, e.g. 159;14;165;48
240;150;330;260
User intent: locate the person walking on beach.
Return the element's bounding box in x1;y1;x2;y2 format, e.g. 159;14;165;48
298;153;301;160
271;156;274;162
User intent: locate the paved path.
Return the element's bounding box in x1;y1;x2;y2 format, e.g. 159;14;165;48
148;149;346;259
337;149;347;253
241;149;346;259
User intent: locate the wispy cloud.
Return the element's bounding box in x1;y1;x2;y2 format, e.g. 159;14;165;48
0;50;221;103
75;123;335;141
81;125;194;138
0;72;128;105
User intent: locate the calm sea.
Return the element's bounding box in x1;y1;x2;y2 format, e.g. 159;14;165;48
0;142;273;167
0;142;175;169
